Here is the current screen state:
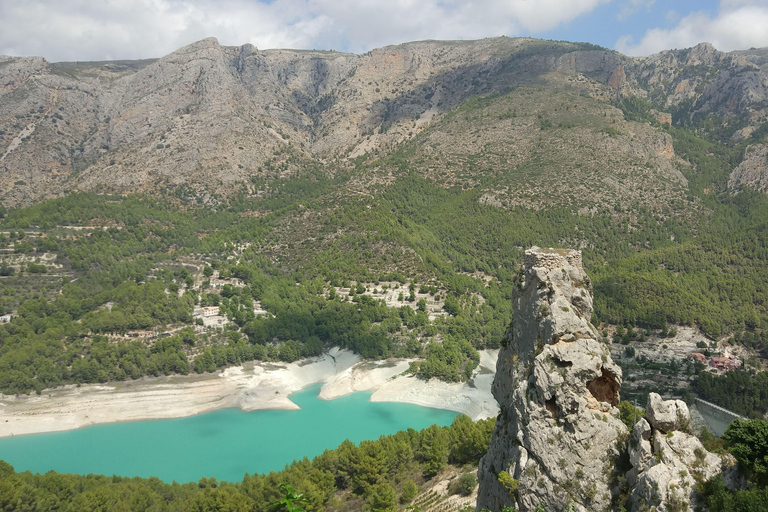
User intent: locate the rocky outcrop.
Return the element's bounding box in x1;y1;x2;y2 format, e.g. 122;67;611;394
0;56;48;94
728;144;768;192
476;247;729;512
628;393;725;512
628;43;768;131
477;247;624;512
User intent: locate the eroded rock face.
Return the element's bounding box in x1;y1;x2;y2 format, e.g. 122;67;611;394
2;38;767;208
477;248;732;511
728;144;768;192
477;247;624;512
628;393;724;512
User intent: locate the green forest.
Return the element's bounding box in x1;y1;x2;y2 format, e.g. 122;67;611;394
0;188;517;393
1;104;768;396
701;419;768;511
0;415;495;512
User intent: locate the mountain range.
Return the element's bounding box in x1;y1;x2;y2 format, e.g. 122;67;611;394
1;36;767;211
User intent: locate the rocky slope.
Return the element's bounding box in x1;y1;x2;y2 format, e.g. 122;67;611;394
1;38;767;208
728;143;768;191
629;43;768;134
476;247;728;512
627;393;727;511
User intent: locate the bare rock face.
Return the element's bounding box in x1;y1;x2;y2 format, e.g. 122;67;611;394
628;393;723;511
2;37;766;208
728;144;768;192
477;249;732;512
645;393;691;433
477;247;624;512
630;42;768;125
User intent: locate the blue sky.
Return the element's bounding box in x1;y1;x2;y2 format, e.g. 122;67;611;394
0;0;766;62
540;0;720;50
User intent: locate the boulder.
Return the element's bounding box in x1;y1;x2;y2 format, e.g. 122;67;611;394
646;392;691;433
628;394;724;511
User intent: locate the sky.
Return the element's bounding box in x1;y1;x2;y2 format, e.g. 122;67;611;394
1;0;767;62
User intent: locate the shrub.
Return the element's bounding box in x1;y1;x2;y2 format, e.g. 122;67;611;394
449;473;477;496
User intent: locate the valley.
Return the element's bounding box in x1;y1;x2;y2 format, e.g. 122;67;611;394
1;35;768;510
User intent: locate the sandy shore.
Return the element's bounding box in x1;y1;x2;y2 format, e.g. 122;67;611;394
0;348;499;438
370;349;499;420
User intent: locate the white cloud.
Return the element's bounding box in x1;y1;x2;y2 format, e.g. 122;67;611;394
616;1;768;56
0;0;611;62
617;0;655;22
665;10;679;23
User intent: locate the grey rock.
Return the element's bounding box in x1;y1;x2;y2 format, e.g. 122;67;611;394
477;247;623;512
728;144;768;192
477;248;729;512
628;42;768;125
628;418;653;479
628;394;723;511
646;392;691;433
1;37;766;207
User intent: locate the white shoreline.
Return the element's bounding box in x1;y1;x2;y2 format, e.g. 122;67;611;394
0;348;499;438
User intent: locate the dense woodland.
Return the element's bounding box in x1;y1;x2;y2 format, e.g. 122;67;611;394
0;188;516;393
692;371;768;418
701;419;768;511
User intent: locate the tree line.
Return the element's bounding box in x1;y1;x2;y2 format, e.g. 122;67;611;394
0;414;495;511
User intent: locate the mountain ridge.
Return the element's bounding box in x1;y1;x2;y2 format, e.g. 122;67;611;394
1;36;765;209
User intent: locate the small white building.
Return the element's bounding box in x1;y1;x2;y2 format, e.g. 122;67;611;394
201;306;220;317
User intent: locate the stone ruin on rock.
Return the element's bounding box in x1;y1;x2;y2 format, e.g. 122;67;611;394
476;246;624;511
476;247;727;512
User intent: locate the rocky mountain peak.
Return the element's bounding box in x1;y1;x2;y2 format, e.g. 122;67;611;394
0;56;48;96
477;247;623;511
0;37;766;206
684;42;719;65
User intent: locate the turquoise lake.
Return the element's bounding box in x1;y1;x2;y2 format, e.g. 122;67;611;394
0;383;457;483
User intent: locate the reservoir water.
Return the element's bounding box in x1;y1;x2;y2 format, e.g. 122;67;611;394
0;383;457;483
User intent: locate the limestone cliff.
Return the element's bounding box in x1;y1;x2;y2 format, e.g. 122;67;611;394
728;143;768;192
1;37;766;208
477;247;624;511
476;247;729;512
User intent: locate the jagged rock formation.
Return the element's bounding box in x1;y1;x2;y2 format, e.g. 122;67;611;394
476;247;729;512
628;393;725;511
0;37;767;207
728;143;768;191
477;247;624;511
629;42;768;126
0;37;629;206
